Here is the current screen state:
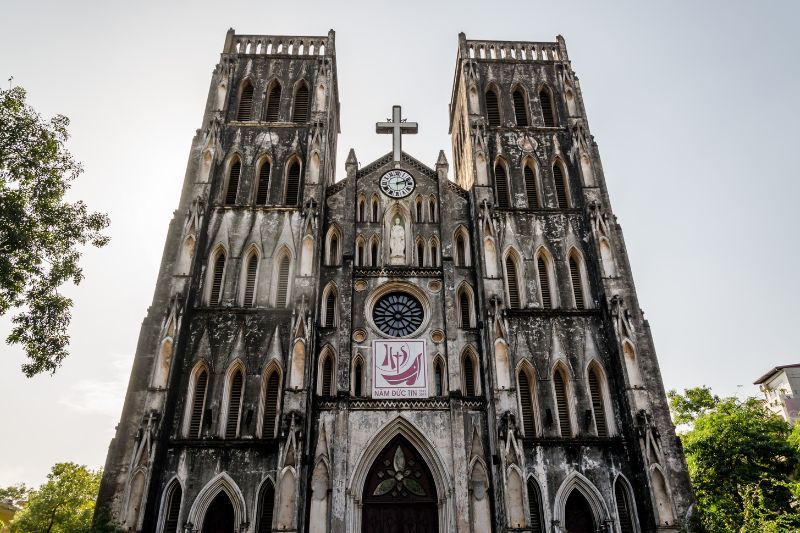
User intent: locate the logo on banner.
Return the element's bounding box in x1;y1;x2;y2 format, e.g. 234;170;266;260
372;340;428;398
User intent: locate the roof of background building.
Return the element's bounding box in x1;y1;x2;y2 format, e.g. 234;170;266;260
754;364;800;385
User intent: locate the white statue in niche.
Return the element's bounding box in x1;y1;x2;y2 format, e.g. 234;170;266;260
389;217;405;265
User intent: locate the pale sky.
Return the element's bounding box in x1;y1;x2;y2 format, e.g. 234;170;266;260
1;0;798;488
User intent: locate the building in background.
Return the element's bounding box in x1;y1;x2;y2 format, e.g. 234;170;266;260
96;29;694;532
754;364;800;423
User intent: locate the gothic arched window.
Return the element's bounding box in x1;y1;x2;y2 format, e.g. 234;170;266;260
256;480;275;533
588;363;609;437
513;88;528;126
320;350;334;396
505;252;522;309
486;87;500;127
371;196;380;222
355;237;365;267
370;238;380;266
458;286;473;328
284;160;301;206
275;254;290;308
518;368;536;437
209;248;226;305
225;159;241;205
163;481;183;533
463;350;478;396
428;196;437;222
327;230;340;266
434;358;445;396
415;196;423;222
353;358;364;397
224;367;244;438
187;366;208;438
358;196;366;222
553;162;570;208
243;251;259;307
527;478;544;533
494;162;511;208
262;368;281;439
553;366;572;437
569;252;586;309
264;82;281;122
615;478;636;533
323;286;337;328
536;253;553;309
237;80;254;121
292;82;310;122
455;232;468;267
524;163;539;208
429;238;439;267
255;159;271;205
539;86;555;127
416;239;425;267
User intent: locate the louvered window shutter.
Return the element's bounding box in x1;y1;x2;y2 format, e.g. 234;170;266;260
275;256;290;307
518;371;536;437
225;370;243;438
513;90;528;126
257;482;275;533
225;162;241;205
569;256;585;309
325;291;336;327
494;164;510;208
210;253;226;305
256;162;270;205
589;368;608;437
263;371;280;438
615;480;635;533
321;356;333;396
540;88;555;127
537;257;551;309
505;256;520;309
189;370;208;438
265;84;281;122
553;164;569;208
164;484;183;533
292;84;309;122
553;371;571;437
417;241;425;267
464;356;476;396
329;234;339;265
459;291;471;328
284;162;301;205
237;82;254;121
524;166;539;208
243;254;258;307
527;480;543;533
456;235;466;266
486;90;500;126
435;363;443;396
354;361;363;397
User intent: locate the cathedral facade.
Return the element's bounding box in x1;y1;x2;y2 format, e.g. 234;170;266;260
96;29;694;533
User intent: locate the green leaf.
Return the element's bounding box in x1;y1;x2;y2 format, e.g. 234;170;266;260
373;479;396;496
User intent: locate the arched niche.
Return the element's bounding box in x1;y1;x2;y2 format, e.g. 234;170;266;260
300;235;314;276
290;340;306;389
484;238;498;278
494;340;510;389
308;151;321;184
506;468;526;528
152;338;173;389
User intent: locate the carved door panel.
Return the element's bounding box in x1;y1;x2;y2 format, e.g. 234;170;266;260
362;436;438;533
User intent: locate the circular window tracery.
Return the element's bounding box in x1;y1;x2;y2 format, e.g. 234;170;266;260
372;292;424;337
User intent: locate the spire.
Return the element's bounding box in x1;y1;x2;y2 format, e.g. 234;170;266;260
436;150;449;180
345;148;358;177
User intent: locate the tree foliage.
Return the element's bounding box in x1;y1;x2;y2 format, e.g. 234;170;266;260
0;483;29;506
670;387;800;532
0;86;109;376
8;463;105;532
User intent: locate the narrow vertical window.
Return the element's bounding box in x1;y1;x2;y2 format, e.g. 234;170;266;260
524;165;539;208
328;233;339;265
456;234;467;266
569;255;585;309
284;161;301;205
459;290;471;328
415;197;423;222
237;81;254;121
589;366;608;437
486;89;500;127
292;83;309;122
513;89;528;126
553;163;569;208
356;241;365;267
434;360;444;396
429;197;437;222
553;369;571;437
371;240;379;266
264;83;281;122
188;369;208;438
539;87;555;127
210;251;226;305
263;370;280;439
518;371;536;437
358;198;365;222
615;479;635;533
256;161;271;205
463;355;476;396
505;255;520;309
417;240;425;267
354;360;363;397
225;369;244;438
324;290;336;328
494;163;510;208
371;198;379;222
243;253;258;307
527;479;543;533
225;161;241;205
164;483;183;533
430;240;439;267
257;481;275;533
275;255;290;307
321;354;333;396
537;256;551;309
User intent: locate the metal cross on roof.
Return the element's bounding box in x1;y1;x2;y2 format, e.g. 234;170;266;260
376;105;418;163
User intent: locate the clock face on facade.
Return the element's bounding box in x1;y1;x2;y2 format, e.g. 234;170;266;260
380;169;415;198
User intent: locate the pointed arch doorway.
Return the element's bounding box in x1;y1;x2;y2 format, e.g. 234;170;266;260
362;436;438;533
202;491;235;532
